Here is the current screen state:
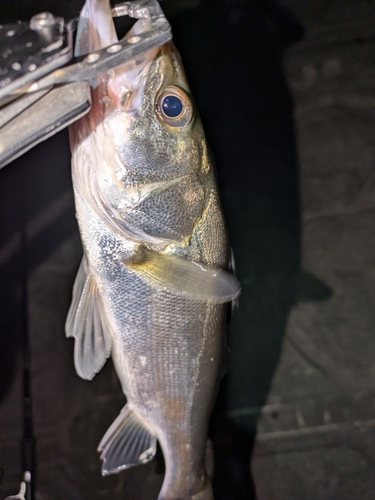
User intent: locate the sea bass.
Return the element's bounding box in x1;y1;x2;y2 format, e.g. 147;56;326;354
66;1;240;499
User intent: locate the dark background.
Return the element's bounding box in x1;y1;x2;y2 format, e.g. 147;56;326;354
0;1;375;499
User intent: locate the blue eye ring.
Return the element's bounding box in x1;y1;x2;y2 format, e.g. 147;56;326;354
156;85;192;128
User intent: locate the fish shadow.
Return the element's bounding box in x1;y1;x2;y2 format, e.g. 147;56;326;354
168;1;306;498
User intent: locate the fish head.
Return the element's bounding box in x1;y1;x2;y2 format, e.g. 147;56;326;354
70;2;211;244
102;40;208;187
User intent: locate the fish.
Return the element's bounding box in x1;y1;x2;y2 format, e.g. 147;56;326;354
66;1;241;499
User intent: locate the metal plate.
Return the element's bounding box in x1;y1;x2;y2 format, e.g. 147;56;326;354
0;14;72;102
0;81;90;168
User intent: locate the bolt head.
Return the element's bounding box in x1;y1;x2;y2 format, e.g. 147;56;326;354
30;12;55;30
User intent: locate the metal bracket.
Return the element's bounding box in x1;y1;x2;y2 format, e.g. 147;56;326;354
0;12;72;104
26;0;172;92
0;0;172;169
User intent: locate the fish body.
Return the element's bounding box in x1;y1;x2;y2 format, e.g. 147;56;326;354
67;1;240;499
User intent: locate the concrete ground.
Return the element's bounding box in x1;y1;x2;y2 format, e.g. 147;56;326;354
0;1;375;499
252;1;375;498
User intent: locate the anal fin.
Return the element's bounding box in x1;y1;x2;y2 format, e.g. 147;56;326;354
65;257;112;380
98;405;157;475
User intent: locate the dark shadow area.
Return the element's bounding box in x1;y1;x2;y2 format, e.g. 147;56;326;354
0;130;78;403
0;0;84;23
168;1;304;498
296;269;334;303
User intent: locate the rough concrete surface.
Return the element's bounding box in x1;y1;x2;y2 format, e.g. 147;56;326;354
252;1;375;498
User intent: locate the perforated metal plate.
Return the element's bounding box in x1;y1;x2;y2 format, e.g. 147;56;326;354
0;14;72;103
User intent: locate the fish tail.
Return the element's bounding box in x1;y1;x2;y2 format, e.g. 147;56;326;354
158;453;213;500
157;481;213;500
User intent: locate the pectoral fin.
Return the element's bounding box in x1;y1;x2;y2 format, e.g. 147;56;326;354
98;405;157;475
65;258;112;380
124;249;241;304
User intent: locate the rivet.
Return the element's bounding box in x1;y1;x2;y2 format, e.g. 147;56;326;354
127;36;141;44
106;44;122;54
86;53;100;63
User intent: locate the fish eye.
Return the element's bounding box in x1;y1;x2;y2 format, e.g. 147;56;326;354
156;86;192;128
162;95;183;118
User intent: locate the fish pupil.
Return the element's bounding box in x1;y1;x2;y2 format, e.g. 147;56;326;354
162;95;183;118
